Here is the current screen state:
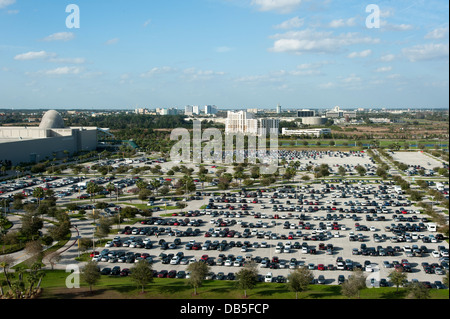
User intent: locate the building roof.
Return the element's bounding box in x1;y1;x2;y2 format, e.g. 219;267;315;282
39;110;65;129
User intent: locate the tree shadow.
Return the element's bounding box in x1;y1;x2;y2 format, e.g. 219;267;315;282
306;285;343;299
156;280;192;295
379;290;407;299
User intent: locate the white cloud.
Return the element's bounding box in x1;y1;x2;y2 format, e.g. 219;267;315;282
105;38;120;45
182;68;225;81
42;32;75;42
375;66;393;73
143;19;152;27
140;66;177;77
27;66;82;76
0;0;15;9
44;66;81;75
348;49;372;58
380;54;396;62
251;0;302;13
319;82;336;89
274;16;304;29
14;51;56;61
329;17;357;28
425;27;449;39
342;73;361;83
380;21;414;31
14;51;85;65
402;43;449;62
48;57;86;64
215;46;234;53
269;29;380;54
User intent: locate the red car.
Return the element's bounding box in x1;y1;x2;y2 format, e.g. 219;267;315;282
318;264;325;271
158;270;168;278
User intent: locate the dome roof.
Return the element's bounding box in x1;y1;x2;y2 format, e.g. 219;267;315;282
39;110;65;129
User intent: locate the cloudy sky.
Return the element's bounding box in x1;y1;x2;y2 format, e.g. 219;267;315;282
0;0;448;110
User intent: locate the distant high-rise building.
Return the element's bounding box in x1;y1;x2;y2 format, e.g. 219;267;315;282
297;109;316;118
326;106;356;119
159;108;177;115
185;105;200;116
135;108;149;115
204;105;218;115
193;105;200;115
276;104;282;114
185;105;194;115
225;111;279;136
258;118;280;136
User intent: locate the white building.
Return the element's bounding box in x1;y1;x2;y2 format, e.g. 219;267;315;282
276;104;282;114
281;128;331;137
0;110;100;165
225;111;279;136
225;111;258;135
185;105;200;116
204;105;218;115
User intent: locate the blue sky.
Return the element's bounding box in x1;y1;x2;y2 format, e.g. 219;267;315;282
0;0;448;110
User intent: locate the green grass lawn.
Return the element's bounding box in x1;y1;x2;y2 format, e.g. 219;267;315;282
36;270;449;300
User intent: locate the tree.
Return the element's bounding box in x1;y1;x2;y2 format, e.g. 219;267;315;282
136;179;149;191
407;281;430;299
86;182;97;202
81;260;101;293
186;261;210;295
0;256;14;293
24;240;43;267
138;188;152;203
32;187;45;206
341;269;366;299
388;269;408;293
21;211;43;240
286;267;314;299
236;261;258;298
130;259;154;294
355;165;367;176
338;165;346;176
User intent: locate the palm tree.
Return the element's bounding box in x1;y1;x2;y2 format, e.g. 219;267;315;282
0;256;13;292
33;187;45;206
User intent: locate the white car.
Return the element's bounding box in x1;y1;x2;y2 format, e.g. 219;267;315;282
431;250;441;258
224;259;232;266
265;272;273;283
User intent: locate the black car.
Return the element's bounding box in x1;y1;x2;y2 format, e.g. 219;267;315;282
226;272;235;280
111;266;121;276
379;278;388;287
275;275;286;283
101;267;111;275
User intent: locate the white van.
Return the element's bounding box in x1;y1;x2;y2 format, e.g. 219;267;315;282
427;223;437;232
265;272;273;283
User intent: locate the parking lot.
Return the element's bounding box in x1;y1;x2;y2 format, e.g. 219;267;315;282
392;151;443;170
1;150;448;289
91;181;448;288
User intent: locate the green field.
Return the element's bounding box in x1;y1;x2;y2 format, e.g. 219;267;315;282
32;270;449;300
